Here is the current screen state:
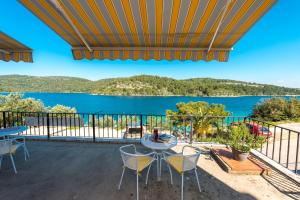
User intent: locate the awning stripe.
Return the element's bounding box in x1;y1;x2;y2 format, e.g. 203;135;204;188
59;0;99;45
173;0;190;46
103;0;130;45
198;0;225;47
138;0;150;46
202;0;237;47
190;0;218;47
19;0;277;62
69;0;109;45
177;0;199;46
130;0;145;46
212;0;249;47
87;0;119;44
161;0;173;46
155;0;163;46
0;34;25;49
167;0;181;46
112;0;134;45
223;0;275;47
183;0;209;46
121;0;140;45
35;0;81;45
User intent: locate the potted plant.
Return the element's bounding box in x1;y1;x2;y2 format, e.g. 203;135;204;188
227;123;264;161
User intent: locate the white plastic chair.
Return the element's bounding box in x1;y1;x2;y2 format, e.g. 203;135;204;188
0;139;23;174
118;144;156;200
162;145;201;200
6;135;30;161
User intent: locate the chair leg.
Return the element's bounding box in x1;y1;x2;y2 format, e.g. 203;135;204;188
136;171;139;200
195;169;202;192
146;162;152;185
23;145;27;161
156;155;159;181
0;156;2;169
118;167;125;190
181;173;184;200
159;156;162;179
10;154;17;174
167;163;173;185
24;145;30;160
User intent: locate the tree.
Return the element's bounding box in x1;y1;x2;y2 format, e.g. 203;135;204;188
166;101;231;138
0;93;46;112
0;94;77;113
50;104;77;113
252;97;300;121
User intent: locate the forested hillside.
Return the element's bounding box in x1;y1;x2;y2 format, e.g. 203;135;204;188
0;75;299;96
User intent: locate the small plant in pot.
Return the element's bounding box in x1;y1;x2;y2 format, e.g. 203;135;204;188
227;123;264;161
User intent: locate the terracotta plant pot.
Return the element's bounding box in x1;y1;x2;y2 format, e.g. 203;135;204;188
232;148;249;161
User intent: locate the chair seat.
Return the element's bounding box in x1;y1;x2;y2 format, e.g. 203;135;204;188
166;155;195;173
127;156;153;172
166;155;184;173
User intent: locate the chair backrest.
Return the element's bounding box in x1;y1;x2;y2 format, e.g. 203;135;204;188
0;139;12;155
119;144;140;171
182;145;201;171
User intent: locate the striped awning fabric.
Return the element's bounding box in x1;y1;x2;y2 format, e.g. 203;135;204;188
19;0;277;62
0;32;33;62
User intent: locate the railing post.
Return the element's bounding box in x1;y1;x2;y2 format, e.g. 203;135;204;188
190;116;193;144
2;111;6;128
47;113;50;140
92;114;96;142
140;115;143;138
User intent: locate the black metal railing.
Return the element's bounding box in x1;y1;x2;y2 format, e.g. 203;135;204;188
245;117;300;175
0;111;244;142
0;111;299;175
0;111;190;141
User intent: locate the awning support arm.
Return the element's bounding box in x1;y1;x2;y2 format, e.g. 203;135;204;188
207;0;232;52
50;0;93;52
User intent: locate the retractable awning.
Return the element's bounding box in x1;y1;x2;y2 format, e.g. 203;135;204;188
0;32;33;62
19;0;277;62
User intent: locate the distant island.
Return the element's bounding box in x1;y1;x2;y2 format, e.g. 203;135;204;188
0;75;300;97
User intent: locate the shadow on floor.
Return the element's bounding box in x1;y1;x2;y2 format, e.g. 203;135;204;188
262;170;300;200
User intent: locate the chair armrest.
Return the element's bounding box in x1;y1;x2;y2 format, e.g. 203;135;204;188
8;135;25;141
143;152;156;157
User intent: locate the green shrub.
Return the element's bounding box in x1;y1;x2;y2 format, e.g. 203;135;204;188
252;97;300;121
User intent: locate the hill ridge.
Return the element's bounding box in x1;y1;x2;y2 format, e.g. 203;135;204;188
0;74;299;96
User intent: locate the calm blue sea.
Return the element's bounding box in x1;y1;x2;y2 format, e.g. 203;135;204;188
1;92;299;116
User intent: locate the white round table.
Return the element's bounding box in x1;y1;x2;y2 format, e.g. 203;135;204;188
141;134;177;181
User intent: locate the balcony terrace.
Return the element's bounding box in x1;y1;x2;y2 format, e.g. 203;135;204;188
0;141;299;200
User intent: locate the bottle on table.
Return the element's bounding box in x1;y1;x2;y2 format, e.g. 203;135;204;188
153;128;159;141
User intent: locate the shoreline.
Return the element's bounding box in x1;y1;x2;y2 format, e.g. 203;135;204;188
1;92;300;98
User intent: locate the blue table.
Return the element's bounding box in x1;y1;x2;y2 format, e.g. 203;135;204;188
0;126;28;137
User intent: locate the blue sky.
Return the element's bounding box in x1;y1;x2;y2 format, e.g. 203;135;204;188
0;0;299;88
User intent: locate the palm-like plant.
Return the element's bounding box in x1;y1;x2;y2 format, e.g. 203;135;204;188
166;101;230;138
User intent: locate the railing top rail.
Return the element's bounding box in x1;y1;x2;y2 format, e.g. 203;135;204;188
0;111;247;118
0;111;168;116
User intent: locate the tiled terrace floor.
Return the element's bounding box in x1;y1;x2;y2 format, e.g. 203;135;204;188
0;141;299;200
